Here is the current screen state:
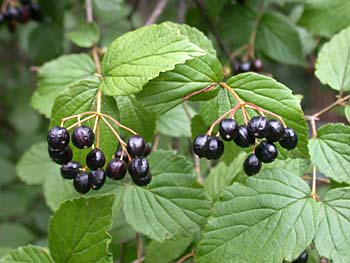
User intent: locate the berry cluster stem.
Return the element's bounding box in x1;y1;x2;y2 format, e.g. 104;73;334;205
176;249;195;263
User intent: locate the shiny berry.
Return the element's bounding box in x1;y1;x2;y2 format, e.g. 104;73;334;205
280;127;298;150
47;126;70;150
73;172;90;194
219;119;239;141
255;141;278;163
292;250;308;263
234;125;255;147
237;61;251;73
60;161;81;179
88;169;106;190
266;119;285;142
127;135;146;158
243;154;261;176
193;134;209;158
144;143;152;157
86;148;105;170
48;146;73;165
29;3;42;21
71;126;94;149
106;158;127;180
132;173;152;186
247;116;269;138
4;7;20;21
204;137;224;160
115;146;129;163
252;59;263;72
128;157;149;179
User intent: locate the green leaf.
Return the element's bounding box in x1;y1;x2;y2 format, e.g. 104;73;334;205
298;0;350;38
309;123;350;184
256;11;305;66
31;54;96;117
0;158;16;186
263;158;310;177
100;23;205;96
0;246;53;263
315;187;350;263
345;105;350;123
16;142;56;185
68;22;100;48
0;223;34;248
227;73;309;159
315;26;350;92
48;195;114;263
93;0;122;11
123;150;211;241
196;169;319;263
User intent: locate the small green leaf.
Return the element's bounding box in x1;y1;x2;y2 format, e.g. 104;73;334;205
196;169;319;263
0;245;53;263
0;223;35;248
31;54;96;117
68;22;100;48
309;123;350;184
48;195;114;263
315;26;350;92
315;187;350;263
100;23;205;96
123;150;211;241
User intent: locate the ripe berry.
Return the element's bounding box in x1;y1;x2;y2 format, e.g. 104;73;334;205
292;250;308;263
266;119;285;142
127;135;146;158
132;173;152;186
88;169;106;190
29;3;42;21
72;126;94;149
86;148;106;170
219;119;239;141
48;146;73;165
18;6;31;23
204;137;224;160
47;126;70;150
280;127;298;150
4;7;20;21
237;61;251;73
193;134;209;158
106;158;127;180
234;125;255;147
247;116;269;138
144;143;152;157
128;157;149;179
252;59;263;72
255;140;278;163
60;161;81;179
73;172;90;194
243;154;261;176
115;146;129;163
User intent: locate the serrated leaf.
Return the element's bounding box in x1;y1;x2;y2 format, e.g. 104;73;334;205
315;187;350;263
0;245;53;263
31;54;96;117
263;158;310;177
309;123;350;184
196;169;319;263
315;26;350;92
227;73;309;159
48;195;114;263
123;150;211;241
298;0;350;38
100;23;205;96
68;22;100;48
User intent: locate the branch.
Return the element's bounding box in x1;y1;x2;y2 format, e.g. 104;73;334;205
136;233;143;263
176;249;195;263
311;94;350;118
144;0;170;25
86;0;93;23
177;0;186;23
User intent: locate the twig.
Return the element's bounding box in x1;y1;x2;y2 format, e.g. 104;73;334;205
152;133;160;151
144;0;170;25
184;83;217;101
136;233;143;263
310;94;350;119
177;0;186;23
176;249;195;263
301;175;330;184
86;0;93;23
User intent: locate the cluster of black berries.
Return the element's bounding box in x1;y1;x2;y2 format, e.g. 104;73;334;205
290;250;308;263
0;0;42;33
193;116;298;176
233;59;263;74
47;125;152;194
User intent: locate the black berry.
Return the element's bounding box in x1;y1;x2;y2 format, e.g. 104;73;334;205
48;146;73;165
132;173;152;187
86;148;106;170
88;169;106;190
252;59;263;72
47;126;70;150
204;137;224;160
292;250;308;263
29;2;42;21
106;158;128;180
128;157;149;179
193;134;209;158
219;119;239;141
73;172;90;194
255;140;278;163
237;61;251;73
266;119;285;142
4;7;20;21
127;135;146;158
71;126;94;149
234;125;255;147
247;116;269;138
243;154;261;176
115;146;129;163
280;127;298;150
60;161;81;179
144;143;152;157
